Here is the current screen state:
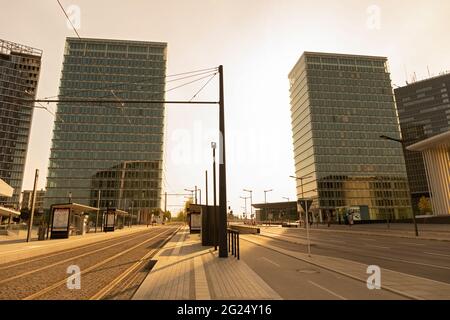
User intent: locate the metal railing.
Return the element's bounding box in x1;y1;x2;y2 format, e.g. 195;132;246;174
227;228;240;260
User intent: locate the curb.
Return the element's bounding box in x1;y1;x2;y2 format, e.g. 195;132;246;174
259;233;316;247
266;226;450;242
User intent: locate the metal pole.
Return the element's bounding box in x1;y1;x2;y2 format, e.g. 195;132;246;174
401;142;419;236
218;65;228;258
131;201;134;227
95;189;100;233
250;191;253;221
301;178;304;228
195;186;198;204
27;169;39;243
213;146;218;251
205;171;208;207
305;199;311;256
164;192;167;214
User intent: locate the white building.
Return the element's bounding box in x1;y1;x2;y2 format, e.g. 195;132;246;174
407;131;450;216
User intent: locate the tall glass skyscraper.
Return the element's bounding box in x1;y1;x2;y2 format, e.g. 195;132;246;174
289;52;412;221
45;38;167;217
0;39;42;208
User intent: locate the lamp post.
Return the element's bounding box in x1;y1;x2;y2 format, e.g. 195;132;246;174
282;197;290;202
380;135;418;236
264;189;273;204
184;188;195;203
240;196;250;221
68;191;72;203
243;189;253;221
131;200;134;227
264;189;273;224
95;189;101;233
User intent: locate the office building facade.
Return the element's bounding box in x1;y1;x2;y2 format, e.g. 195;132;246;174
45;38;167;215
394;73;450;213
289;52;412;221
0;39;42;208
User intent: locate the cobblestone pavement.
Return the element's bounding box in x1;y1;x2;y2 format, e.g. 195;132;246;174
0;226;179;300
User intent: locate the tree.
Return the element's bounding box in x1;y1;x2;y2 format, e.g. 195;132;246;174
418;196;432;215
163;210;171;222
175;210;186;222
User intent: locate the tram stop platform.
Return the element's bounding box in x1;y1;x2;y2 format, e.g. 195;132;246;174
132;226;282;300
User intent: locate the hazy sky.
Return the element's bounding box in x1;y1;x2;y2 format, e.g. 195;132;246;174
2;0;450;214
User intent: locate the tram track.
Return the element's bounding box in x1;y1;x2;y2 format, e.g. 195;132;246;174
0;229;157;284
0;225;180;300
0;229;150;272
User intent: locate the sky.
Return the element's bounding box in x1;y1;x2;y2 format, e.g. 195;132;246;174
2;0;450;215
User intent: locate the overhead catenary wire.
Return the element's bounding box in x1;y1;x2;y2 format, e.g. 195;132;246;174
190;72;218;102
41;68;218;100
33;73;220;105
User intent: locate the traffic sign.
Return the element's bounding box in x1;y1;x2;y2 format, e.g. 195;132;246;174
297;199;313;212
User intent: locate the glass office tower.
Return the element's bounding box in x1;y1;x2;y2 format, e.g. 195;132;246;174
394;73;450;213
45;38;167;218
289;52;412;221
0;39;42;208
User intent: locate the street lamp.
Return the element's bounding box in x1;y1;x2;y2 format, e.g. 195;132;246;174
289;175;312;199
68;191;72;203
240;196;250;220
184;188;195;203
243;189;253;221
380;135;419;236
264;189;273;204
282;197;290;202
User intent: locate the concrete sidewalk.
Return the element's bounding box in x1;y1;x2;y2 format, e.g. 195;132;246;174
132;227;282;300
260;224;450;242
242;234;450;300
0;225;152;265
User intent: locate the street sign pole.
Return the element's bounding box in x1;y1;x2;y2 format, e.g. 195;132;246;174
298;198;312;256
305;200;311;256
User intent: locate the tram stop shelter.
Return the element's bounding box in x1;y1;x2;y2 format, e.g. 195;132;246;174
103;208;130;232
0;178;19;231
0;206;21;232
49;203;99;239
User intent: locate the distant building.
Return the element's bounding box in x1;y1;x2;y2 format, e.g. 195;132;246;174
252;202;298;222
90;160;161;221
289;52;412;221
394;73;450;213
44;38;167;215
0;39;42;208
407;130;450;216
21;189;46;213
